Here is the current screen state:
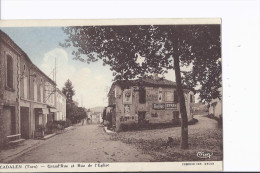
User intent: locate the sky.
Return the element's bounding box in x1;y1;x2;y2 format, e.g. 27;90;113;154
0;27;179;108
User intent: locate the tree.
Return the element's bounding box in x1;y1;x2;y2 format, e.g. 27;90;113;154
61;25;221;149
62;79;76;122
62;79;75;102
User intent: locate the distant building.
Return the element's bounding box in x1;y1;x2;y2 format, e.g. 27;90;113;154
107;75;195;131
55;88;66;121
91;112;102;124
209;88;222;119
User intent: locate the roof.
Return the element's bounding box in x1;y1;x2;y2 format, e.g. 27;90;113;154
108;76;194;96
0;29;56;85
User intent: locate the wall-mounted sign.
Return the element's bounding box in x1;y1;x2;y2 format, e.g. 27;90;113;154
123;89;132;104
166;103;177;110
153;103;165;110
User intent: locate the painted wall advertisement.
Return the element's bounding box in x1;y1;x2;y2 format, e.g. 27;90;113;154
146;89;158;101
123;89;132;104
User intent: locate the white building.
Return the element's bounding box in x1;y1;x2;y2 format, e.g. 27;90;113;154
55;88;66;121
209;87;222;119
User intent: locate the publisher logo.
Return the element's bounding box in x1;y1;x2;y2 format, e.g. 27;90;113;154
197;152;213;159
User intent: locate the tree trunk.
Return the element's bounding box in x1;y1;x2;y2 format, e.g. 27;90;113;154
173;54;189;149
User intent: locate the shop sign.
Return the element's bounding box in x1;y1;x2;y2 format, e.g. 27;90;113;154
166;103;177;110
153;103;165;110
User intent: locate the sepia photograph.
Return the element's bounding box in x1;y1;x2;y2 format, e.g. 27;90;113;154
0;19;222;171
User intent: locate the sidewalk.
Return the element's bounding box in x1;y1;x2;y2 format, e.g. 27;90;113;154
0;125;75;163
0;139;43;163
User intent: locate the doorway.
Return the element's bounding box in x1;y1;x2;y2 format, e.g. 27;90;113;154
3;106;16;136
20;107;30;139
138;111;146;125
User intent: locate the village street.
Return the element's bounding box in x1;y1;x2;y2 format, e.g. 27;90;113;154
5;114;221;163
7;124;153;163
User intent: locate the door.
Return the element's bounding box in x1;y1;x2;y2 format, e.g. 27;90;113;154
3;106;16;136
20;107;30;139
138;111;146;125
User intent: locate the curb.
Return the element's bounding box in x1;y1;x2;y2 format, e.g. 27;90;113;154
42;133;56;140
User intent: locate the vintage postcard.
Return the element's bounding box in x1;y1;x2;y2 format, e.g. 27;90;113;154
0;19;222;172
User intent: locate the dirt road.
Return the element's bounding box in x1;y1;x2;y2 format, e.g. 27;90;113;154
9;124;153;163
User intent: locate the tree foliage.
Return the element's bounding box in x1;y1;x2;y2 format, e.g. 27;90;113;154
62;79;75;102
61;24;221;149
61;25;221;103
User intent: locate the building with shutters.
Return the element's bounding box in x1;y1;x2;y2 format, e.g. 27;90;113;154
106;75;195;132
0;30;57;148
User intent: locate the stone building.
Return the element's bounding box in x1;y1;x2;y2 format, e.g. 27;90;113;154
0;30;57;148
107;76;195;131
0;30;21;148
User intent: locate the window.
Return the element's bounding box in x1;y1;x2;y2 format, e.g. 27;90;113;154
139;87;146;103
40;85;43;102
174;90;178;103
6;55;14;89
34;80;37;101
190;95;193;103
24;77;28;99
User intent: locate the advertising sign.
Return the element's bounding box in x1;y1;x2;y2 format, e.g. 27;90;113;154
166;103;177;110
146;90;158;101
123;89;132;104
153;103;165;110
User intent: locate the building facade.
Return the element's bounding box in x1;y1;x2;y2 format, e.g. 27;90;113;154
209;87;222;119
55;88;66;121
0;30;21;148
0;30;57;148
107;76;195;131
